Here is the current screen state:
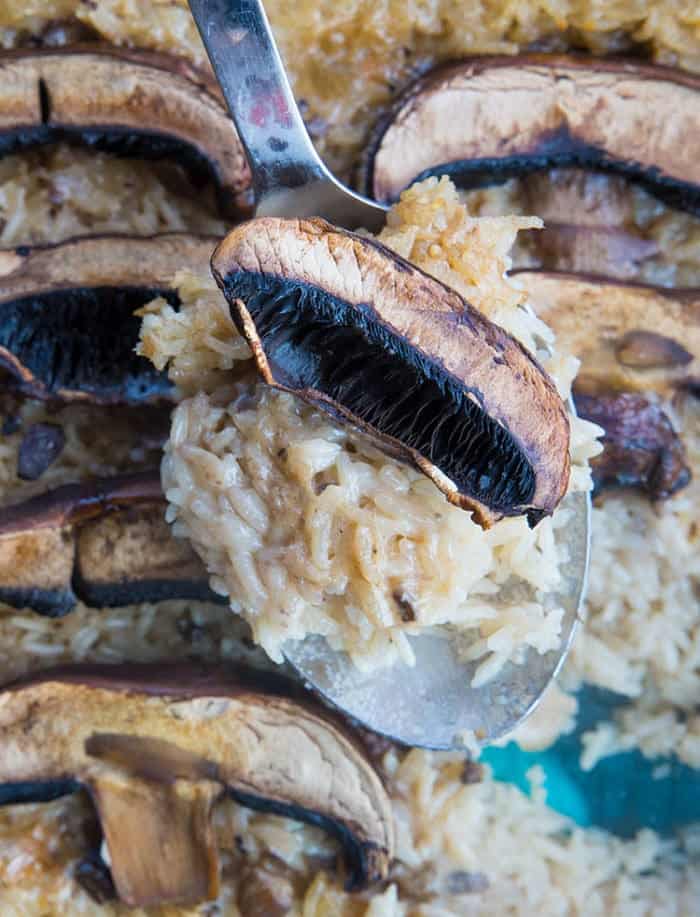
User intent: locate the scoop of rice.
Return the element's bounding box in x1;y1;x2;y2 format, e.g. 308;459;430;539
140;177;601;679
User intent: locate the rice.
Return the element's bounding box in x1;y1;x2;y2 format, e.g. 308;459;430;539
0;147;224;246
143;177;600;678
0;1;698;914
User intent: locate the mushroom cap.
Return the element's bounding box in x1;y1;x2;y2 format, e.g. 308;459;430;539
212;217;570;528
0;471;220;615
517;270;698;500
514;270;700;398
0;46;251;217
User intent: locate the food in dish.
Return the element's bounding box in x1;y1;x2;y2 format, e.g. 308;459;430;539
516;271;699;499
0;234;217;403
0;47;251;218
213;216;571;527
0;1;698;913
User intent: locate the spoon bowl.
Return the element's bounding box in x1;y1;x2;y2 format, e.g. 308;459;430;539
189;0;591;747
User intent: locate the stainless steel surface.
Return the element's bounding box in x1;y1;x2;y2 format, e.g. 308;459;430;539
286;490;590;749
189;0;591;748
188;0;387;230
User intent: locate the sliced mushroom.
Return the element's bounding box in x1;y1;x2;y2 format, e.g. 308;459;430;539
574;390;691;500
533;224;659;280
365;56;700;215
0;470;220;616
212;217;571;528
517;170;659;279
0;47;251;216
0;663;395;906
515;271;698;498
513;271;700;398
0;234;216;403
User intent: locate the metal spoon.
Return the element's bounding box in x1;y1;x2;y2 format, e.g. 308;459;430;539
189;0;591;749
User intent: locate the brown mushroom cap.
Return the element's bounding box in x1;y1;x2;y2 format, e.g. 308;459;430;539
365;56;700;215
0;470;220;615
0;663;395;907
0;46;251;217
0;233;216;403
573;390;691;500
212;217;570;528
515;270;698;499
513;271;700;398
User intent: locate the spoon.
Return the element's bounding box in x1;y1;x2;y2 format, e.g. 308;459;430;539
189;0;591;749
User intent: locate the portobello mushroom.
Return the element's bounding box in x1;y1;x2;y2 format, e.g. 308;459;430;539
514;271;700;398
212;217;571;528
0;234;216;403
515;271;698;498
365;56;700;215
0;663;395;907
0;470;220;616
0;47;251;217
573;390;690;500
520;171;659;279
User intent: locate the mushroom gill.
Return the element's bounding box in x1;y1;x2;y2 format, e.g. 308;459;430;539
211;217;571;529
0;664;395;907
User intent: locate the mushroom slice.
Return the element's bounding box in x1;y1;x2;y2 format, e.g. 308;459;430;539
0;234;216;403
514;270;698;498
365;56;700;214
533;224;659;280
0;470;219;616
0;47;251;217
0;663;395;906
574;390;691;500
212;217;570;528
520;171;660;279
513;271;700;398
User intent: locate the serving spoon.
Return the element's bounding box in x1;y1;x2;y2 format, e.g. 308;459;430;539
189;0;591;749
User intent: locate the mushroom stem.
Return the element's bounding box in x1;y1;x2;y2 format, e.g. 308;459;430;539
88;770;221;908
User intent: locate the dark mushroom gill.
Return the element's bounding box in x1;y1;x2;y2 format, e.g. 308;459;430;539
213;218;570;528
2;285;176;402
231;271;536;517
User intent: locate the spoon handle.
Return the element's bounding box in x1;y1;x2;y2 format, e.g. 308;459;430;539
189;0;327;202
